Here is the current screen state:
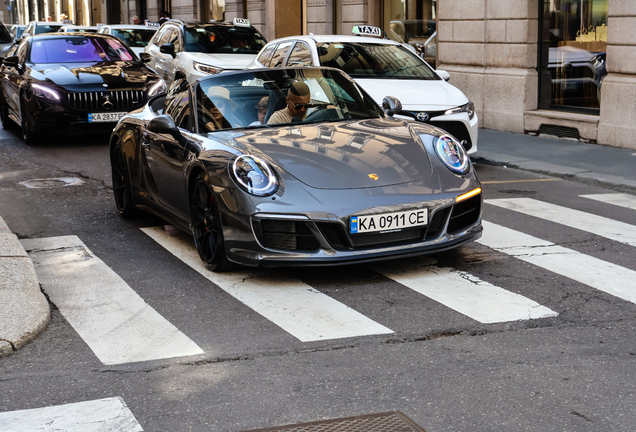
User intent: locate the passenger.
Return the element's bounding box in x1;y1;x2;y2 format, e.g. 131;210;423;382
202;87;235;131
267;81;311;125
133;15;141;25
249;96;269;126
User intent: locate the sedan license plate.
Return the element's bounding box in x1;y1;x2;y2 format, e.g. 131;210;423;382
88;112;126;123
350;209;427;234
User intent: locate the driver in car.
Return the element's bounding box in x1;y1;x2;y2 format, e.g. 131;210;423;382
267;80;311;124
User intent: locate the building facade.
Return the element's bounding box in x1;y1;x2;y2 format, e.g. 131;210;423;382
3;0;634;150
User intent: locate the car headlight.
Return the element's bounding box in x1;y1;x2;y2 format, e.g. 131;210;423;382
31;83;60;101
147;79;167;97
445;101;475;120
193;61;223;75
434;135;469;175
231;155;279;196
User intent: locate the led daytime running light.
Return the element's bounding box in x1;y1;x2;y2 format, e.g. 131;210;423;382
32;83;60;101
456;188;481;202
232;155;278;196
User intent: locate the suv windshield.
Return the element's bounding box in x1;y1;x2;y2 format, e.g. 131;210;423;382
30;37;134;63
34;24;62;34
184;25;266;54
196;68;383;132
317;42;439;80
111;29;157;48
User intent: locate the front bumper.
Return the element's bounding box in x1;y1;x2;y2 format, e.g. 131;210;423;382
222;192;483;268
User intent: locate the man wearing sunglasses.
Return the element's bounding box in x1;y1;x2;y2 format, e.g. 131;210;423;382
267;80;312;125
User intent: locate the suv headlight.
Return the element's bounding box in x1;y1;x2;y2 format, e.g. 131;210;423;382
445;101;475;120
32;83;60;101
434;135;469;175
147;79;167;97
231;155;279;196
193;61;223;75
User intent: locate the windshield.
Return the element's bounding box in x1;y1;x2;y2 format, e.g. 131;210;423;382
317;42;439;80
34;25;62;34
195;68;383;133
184;25;266;54
111;29;157;48
0;25;11;43
64;28;98;33
30;37;134;63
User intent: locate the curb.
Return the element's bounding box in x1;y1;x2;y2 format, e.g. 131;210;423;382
0;217;50;358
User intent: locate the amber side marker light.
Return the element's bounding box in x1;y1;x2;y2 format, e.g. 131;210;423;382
456;188;482;202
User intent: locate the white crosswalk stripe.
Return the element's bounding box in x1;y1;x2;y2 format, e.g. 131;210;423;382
486;197;636;247
21;236;204;365
580;193;636;211
0;397;143;432
478;221;636;304
372;258;557;323
141;226;393;342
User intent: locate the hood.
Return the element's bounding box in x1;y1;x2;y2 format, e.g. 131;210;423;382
30;61;151;89
355;78;469;111
183;52;257;70
232;118;433;190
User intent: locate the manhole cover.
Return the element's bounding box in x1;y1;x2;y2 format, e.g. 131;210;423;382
18;177;84;189
240;411;427;432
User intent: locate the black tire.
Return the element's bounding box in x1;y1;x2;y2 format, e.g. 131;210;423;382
190;173;233;272
0;93;13;129
111;143;139;218
20;94;39;145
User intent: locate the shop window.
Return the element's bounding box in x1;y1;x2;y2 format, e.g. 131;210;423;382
538;0;608;113
382;0;437;69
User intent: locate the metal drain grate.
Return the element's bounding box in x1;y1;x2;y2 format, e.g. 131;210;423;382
539;124;581;140
240;411;427;432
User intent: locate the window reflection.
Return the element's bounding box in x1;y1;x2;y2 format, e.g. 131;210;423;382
539;0;608;111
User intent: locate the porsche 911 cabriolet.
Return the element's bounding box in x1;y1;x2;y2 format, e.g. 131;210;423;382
109;66;482;271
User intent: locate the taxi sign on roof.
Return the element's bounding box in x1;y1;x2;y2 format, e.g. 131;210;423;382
233;17;250;27
146;21;160;27
62;19;73;24
96;23;104;27
352;25;382;37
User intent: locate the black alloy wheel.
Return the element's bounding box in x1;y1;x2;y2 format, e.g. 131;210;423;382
190;173;233;272
111;144;139;218
20;94;39;145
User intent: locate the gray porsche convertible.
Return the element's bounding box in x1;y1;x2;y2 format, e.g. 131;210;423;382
109;67;482;271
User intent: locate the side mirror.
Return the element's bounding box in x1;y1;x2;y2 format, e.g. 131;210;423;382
2;55;19;68
436;69;450;81
159;43;176;58
148;114;180;138
381;96;402;118
139;52;152;63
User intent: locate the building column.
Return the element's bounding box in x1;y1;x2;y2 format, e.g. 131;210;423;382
597;0;636;150
437;0;538;133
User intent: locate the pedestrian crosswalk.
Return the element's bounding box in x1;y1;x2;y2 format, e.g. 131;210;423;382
16;192;636;365
3;192;636;431
0;397;143;432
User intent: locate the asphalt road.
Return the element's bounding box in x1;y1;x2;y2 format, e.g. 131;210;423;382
1;126;635;432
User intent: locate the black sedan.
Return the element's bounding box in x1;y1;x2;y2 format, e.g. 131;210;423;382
110;67;482;271
0;33;167;143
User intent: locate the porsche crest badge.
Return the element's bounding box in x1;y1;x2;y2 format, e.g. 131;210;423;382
368;174;378;180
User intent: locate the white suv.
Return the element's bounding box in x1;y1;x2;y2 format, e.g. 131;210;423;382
144;18;267;85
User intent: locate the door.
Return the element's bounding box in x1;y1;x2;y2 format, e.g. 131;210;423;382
141;84;192;218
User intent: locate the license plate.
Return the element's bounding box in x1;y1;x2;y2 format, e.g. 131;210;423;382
88;112;126;123
350;209;428;234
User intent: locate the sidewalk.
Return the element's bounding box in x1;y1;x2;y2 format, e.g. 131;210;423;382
1;129;635;358
474;129;636;193
0;217;50;358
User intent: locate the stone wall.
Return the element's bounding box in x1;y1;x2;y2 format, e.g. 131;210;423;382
597;0;636;149
437;0;538;133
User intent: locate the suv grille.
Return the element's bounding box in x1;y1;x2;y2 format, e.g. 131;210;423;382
67;91;145;111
